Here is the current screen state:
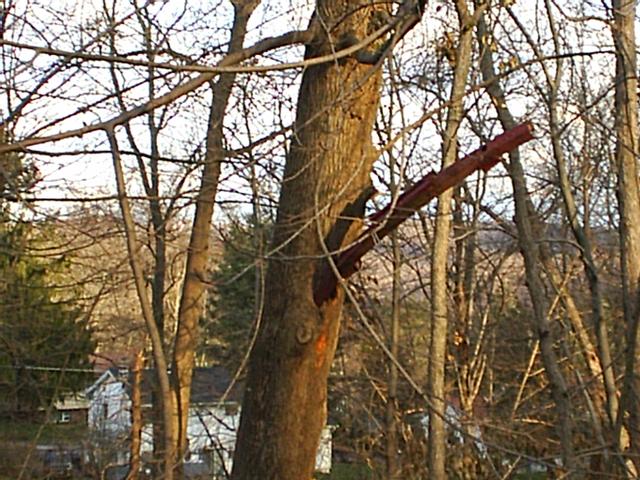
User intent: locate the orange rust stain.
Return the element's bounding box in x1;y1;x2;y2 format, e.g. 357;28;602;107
314;332;328;368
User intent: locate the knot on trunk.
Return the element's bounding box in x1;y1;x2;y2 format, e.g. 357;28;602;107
296;324;314;345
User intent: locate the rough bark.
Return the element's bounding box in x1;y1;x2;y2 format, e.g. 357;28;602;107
612;1;640;469
476;12;576;474
171;0;258;467
230;1;410;477
428;3;473;478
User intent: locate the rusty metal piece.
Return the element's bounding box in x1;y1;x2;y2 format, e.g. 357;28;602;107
313;122;535;306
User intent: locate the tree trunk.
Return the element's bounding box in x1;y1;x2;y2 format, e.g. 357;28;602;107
547;85;624;473
541;0;618;442
476;12;576;474
230;1;416;477
126;350;143;480
428;3;473;478
539;0;623;467
105;8;171;466
386;217;401;480
107;130;175;480
171;0;258;468
612;1;640;470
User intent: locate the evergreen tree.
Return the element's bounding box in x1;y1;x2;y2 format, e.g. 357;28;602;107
201;216;267;369
0;221;95;412
0;125;38;202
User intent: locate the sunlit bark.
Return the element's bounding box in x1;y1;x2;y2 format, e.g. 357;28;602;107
428;3;474;477
612;0;640;471
171;0;258;470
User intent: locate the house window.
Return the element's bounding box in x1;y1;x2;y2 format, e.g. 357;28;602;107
58;411;71;424
103;403;109;421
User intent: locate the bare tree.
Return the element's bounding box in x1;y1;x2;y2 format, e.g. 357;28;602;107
475;5;576;474
230;1;426;477
171;0;259;469
428;2;477;477
611;1;640;471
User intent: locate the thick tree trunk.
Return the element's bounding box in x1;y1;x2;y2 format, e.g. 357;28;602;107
612;1;640;470
171;0;257;468
230;1;405;477
428;3;473;478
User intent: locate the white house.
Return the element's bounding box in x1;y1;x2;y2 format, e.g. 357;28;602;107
85;366;332;476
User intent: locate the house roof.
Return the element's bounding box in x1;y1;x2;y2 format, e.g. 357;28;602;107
134;366;243;405
86;365;243;406
54;393;89;411
84;368;119;398
90;350;136;374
